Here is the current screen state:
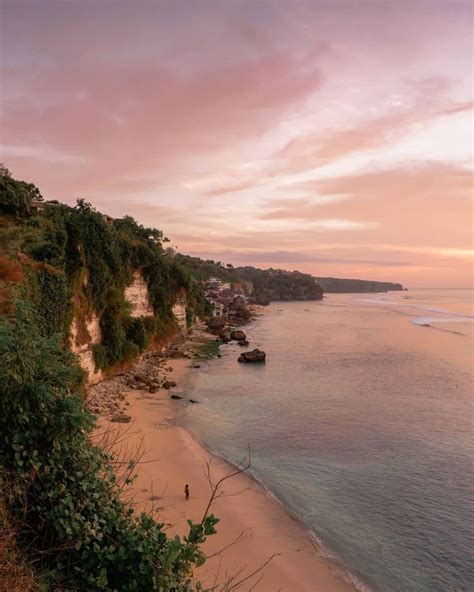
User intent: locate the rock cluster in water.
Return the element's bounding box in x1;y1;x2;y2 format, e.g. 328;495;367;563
237;349;266;363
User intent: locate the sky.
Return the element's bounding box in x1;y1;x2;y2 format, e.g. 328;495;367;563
1;0;473;288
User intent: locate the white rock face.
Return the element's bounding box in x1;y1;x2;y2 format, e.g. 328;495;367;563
124;271;154;318
70;314;103;384
172;291;187;332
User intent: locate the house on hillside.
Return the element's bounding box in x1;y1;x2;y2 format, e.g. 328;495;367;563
212;301;225;317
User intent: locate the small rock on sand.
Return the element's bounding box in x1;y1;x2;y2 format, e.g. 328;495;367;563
111;414;132;423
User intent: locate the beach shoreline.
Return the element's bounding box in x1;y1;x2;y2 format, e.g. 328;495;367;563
95;324;361;592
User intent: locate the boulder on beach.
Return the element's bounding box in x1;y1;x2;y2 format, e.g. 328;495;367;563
237;349;266;363
162;380;177;389
238;339;249;346
206;317;226;334
230;329;246;341
235;308;251;320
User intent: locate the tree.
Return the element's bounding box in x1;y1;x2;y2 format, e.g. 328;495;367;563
0;169;43;217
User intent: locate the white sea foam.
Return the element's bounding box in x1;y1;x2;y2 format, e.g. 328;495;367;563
411;316;472;326
354;296;474;326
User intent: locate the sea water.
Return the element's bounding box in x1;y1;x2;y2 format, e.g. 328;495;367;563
180;289;474;592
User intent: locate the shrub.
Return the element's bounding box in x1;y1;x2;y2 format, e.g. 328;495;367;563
33;268;69;337
185;307;194;328
125;316;148;351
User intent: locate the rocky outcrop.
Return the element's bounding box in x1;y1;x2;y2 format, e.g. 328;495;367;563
206;317;226;334
124;271;154;317
86;321;214;416
111;413;132;423
70;314;103;384
238;349;266;363
230;329;246;341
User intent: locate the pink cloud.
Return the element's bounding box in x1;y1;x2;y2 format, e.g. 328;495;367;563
1;1;471;287
2;48;322;200
258;163;472;249
277;86;473;174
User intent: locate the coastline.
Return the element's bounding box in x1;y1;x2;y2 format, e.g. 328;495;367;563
95;326;360;591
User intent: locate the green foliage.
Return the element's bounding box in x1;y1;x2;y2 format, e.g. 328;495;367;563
235;266;324;302
198;339;221;359
92;290;151;369
185;307;194;329
0;171;224;589
0;302;217;590
174;254;324;303
0;171;213;370
0;165;42;218
32;268;70;337
125;316;148;351
69;200;124;313
174;254;237;283
315;276;404;293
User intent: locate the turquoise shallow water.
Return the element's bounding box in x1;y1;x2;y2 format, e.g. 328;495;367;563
179;290;474;592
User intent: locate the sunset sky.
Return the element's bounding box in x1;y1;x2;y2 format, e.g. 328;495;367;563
1;0;472;287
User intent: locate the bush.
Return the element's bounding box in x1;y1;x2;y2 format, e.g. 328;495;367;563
125;316;148;351
185;307;194;328
33;268;69;337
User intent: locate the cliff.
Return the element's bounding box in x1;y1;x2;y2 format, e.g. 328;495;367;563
234;266;323;302
0;169;207;383
315;277;404;293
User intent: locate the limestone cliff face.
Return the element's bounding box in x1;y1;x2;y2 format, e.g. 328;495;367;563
70;272;188;384
172;289;187;333
70;314;103;384
124;271;154;317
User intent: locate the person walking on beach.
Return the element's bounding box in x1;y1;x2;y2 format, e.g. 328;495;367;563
184;483;190;500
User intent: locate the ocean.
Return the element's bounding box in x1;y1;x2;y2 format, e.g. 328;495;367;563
179;289;474;592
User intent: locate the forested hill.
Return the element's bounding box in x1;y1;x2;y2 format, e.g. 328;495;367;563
234;266;323;303
174;255;405;300
174;254;324;303
315;276;405;293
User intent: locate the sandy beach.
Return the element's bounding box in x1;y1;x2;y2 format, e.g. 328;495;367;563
99;355;357;592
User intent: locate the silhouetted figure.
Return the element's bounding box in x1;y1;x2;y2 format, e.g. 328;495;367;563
184;483;190;500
